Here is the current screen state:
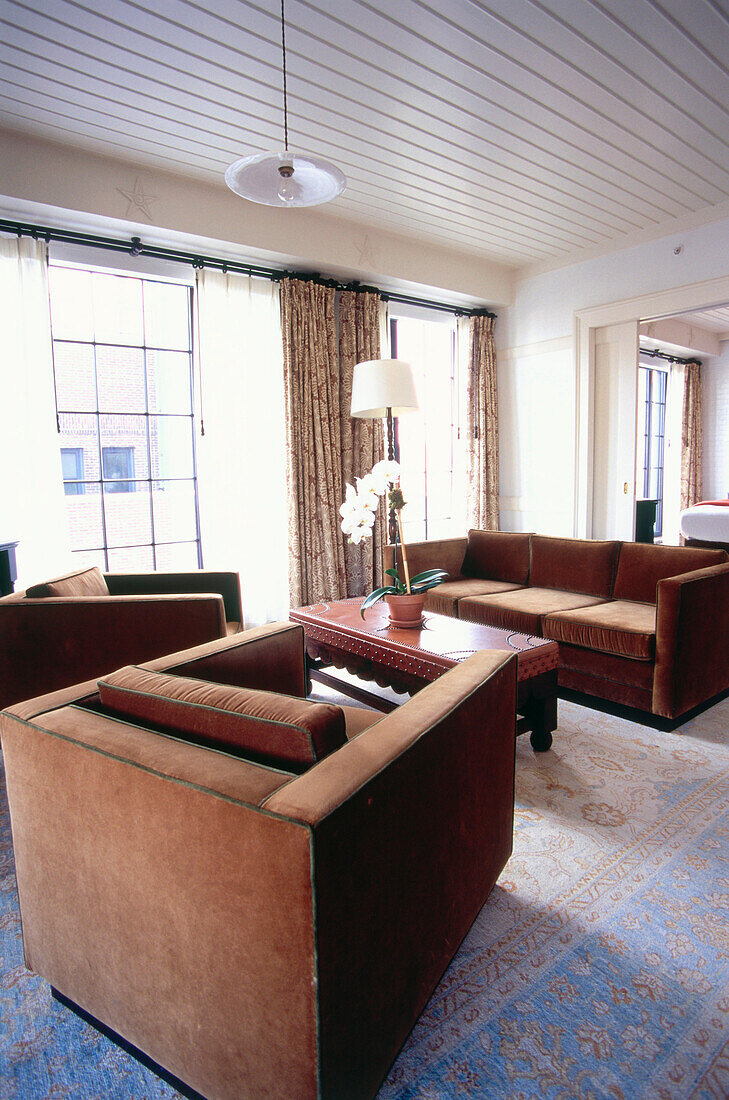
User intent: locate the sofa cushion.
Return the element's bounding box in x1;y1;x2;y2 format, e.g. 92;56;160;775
458;587;607;635
461;530;531;585
26;566;110;599
425;577;524;616
529;535;619;598
97;665;346;772
543;600;656;660
613;542;728;604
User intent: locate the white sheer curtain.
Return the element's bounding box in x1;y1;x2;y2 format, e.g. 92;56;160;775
195;271;289;626
662;363;686;545
0;237;72;587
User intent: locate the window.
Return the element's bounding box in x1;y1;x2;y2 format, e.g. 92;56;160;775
49;265;201;571
637;363;667;537
61;447;84;495
390;312;465;543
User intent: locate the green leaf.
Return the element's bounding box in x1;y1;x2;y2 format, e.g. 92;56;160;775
360;586;398;617
410;568;449;584
411;577;446;592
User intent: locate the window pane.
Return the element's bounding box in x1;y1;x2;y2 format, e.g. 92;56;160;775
155;542;200;570
152;480;198;542
143;282;191;351
71;548;107;570
59;413;101;480
92;272;143;345
99;416;149;479
107;545;155;571
49;267;94;342
146;350;192;414
54;343;96;411
96;346;146;412
104;482;152;547
65;482;104;551
149;416;194;479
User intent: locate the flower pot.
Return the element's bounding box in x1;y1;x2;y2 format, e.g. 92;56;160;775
385;592;426;629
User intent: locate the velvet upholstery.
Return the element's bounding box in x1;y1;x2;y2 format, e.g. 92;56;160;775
26;565;110;598
1;629;517;1100
98;666;347;771
461;529;532;584
385;537;467;585
544;600;656;660
613;542;727;603
459;587;607;635
424;577;523;616
0;569;243;709
529;535;620;598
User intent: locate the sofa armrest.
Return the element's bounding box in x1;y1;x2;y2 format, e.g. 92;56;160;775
653;562;729;718
143;621;308;699
0;594;226;709
384;537;468;581
105;570;243;624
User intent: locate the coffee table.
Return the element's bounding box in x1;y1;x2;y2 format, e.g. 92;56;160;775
290;598;558;751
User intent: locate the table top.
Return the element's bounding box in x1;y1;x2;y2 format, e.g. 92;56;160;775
290;598;558;683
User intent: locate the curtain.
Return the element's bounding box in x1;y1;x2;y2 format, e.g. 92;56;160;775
195;270;289;627
680;360;703;511
465;313;499;530
281;278;346;606
0;237;72;587
338;289;385;595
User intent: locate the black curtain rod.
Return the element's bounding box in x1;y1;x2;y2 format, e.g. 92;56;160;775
0;218;496;320
640;345;700;366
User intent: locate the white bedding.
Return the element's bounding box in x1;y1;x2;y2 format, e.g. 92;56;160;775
680;504;729;542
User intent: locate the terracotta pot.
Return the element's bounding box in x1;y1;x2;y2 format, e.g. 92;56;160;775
385;592;426;628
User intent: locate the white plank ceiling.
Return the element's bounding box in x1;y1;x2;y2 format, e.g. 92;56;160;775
2;0;729;270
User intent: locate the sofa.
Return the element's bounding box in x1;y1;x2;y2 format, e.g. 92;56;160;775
388;531;729;723
0;564;243;709
1;623;517;1100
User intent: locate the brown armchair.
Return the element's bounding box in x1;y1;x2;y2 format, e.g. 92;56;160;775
0;565;242;709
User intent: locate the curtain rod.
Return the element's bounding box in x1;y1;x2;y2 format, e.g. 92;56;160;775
639;345;701;366
0;218;496;320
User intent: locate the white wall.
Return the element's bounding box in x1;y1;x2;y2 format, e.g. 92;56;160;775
703;345;729;501
497;215;729;536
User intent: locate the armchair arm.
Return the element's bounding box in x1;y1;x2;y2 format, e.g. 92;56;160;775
653;562;729;718
105;571;242;624
384;537;468;581
0;594;226;709
144;621;308;699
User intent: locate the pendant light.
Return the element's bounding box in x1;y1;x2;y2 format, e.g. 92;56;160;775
225;0;346;207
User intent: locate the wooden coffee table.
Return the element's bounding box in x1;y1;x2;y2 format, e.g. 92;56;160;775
290;598;559;751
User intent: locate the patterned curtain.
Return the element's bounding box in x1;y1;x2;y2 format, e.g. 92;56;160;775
466;313;499;530
680;360;703;510
339;289;385;595
281;278;347;606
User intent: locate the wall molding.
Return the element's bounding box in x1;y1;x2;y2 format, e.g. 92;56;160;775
500;335;572;361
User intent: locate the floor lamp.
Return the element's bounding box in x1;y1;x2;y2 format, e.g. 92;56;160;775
350;358;418;542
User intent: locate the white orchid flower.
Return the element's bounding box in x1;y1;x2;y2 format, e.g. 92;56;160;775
355;474;380;512
349;522;373;545
339;482;359;520
371;459;401;493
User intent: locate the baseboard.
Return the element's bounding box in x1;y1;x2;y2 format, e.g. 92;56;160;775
558;687;729;732
51;987;207;1100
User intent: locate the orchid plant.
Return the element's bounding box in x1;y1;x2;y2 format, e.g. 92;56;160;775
340;460;448;617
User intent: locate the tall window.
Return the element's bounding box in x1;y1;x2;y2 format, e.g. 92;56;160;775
391;312;465;543
49;264;201;571
637;362;668;537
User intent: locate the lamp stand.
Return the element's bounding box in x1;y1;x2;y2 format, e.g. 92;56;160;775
386;407;398;544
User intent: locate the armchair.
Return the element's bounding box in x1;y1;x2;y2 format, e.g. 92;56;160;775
0;565;242;709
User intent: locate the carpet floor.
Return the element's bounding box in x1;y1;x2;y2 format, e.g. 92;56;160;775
2;684;728;1099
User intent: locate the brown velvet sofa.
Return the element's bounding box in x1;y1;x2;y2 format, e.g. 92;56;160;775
388;531;729;723
0;564;243;710
1;623;517;1100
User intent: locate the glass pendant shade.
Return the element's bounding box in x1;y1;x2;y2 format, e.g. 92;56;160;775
225;150;346;208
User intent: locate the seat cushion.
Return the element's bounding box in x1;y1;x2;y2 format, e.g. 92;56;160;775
459;587;607;635
26;566;110;599
544;600;656;660
529;535;620;598
462;529;531;584
425;577;524;616
613;541;728;603
97;665;346;772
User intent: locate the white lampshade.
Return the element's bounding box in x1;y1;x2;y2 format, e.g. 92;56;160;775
350;359;418;418
225;150;346;208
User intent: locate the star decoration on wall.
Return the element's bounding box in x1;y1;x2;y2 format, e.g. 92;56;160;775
117;178;157;221
355;233;377;268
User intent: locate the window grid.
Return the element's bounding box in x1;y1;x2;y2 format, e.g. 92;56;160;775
639;365;667;538
51;270;201;571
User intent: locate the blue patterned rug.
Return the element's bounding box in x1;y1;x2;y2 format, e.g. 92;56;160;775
2;697;728;1098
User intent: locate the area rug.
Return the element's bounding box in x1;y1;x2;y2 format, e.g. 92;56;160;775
1;693;728;1099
